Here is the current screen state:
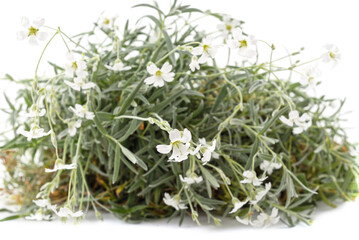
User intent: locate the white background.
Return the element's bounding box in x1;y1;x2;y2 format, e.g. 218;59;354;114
0;0;359;239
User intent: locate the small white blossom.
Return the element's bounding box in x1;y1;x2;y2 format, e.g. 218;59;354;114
156;128;192;162
280;110;312;135
250;182;271;205
65;77;96;92
192;37;220;64
235;216;250;225
189;55;200;72
65;52;88;78
19;124;52;141
260;160;282;175
99;15;117;30
279;110;300;127
229;197;248;214
55;206;83;218
149;28;162;43
105;59;132;72
144;62;175;87
17;17;48;45
251;208;280;227
20;104;46;118
69;104;95;120
228;28;257;58
321;44;341;64
299;66;321;88
217;14;240;38
32;199;57;212
67;119;82;137
179;173;203;187
163;193;187;211
198;138;219;165
293;113;312;134
45;159;77;173
240;170;267;186
25;211;52;221
33;199;51;208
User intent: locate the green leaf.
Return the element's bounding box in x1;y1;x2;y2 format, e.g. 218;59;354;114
200;165;220;189
132;3;165;16
116;78;145;116
259;106;289;135
112;143;121;183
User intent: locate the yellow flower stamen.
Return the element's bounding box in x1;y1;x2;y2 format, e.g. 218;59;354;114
239;39;248;48
72;61;78;70
329;51;335;59
155;70;162;77
28;26;39;37
103;18;110;25
203;44;209;52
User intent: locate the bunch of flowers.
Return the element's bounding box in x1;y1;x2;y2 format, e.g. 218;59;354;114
0;1;358;227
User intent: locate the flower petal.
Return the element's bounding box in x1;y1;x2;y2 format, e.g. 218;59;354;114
161;62;172;73
156;144;172;154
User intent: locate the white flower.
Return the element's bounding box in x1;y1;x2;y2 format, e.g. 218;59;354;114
179;173;203;187
19;124;52;141
189;55;200;72
149;28;162;43
99;16;116;30
240;170;267;186
67;119;82;137
55;206;83;218
25;212;52;221
33;199;57;212
299;66;321;88
259;160;282;175
198;138;219;165
20;104;46;118
279;110;300;127
281;110;312;134
250;182;271;205
217;15;240;38
33;199;51;208
144;62;175;87
163;193;187;211
69;104;95;120
105;59;132;72
251;208;280;227
293;113;312;134
156;128;192;162
65;77;96;92
321;44;341;63
45;159;77;173
228;28;257;58
17;17;48;45
235;216;250;225
192;37;220;64
65;52;88;78
229;197;248;214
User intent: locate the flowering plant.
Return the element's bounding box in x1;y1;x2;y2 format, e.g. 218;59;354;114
0;1;358;227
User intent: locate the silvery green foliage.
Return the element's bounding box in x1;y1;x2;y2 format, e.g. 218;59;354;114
0;1;358;227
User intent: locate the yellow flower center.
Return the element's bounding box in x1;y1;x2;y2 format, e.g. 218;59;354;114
226;24;232;31
203;44;210;52
103;18;110;25
329;51;335;59
155;70;162;77
72;61;78;70
28;26;39;36
239;39;248;48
